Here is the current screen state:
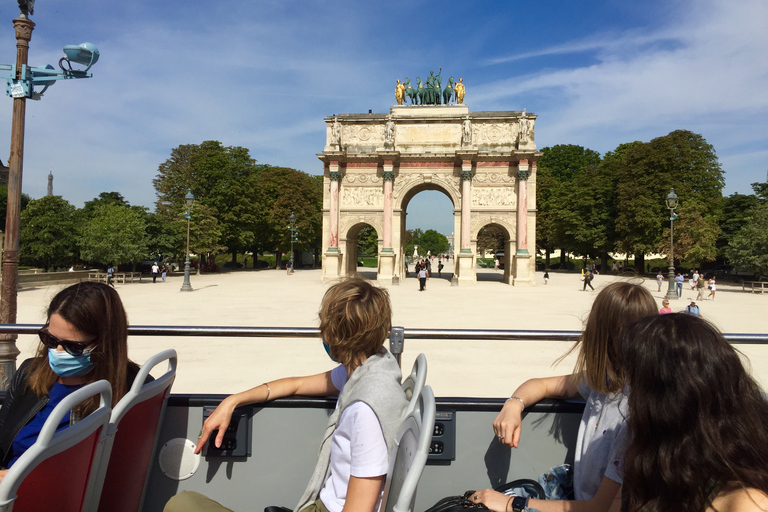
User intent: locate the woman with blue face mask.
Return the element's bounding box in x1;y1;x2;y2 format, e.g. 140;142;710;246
0;282;143;481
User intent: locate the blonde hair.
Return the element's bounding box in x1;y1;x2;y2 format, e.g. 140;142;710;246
319;277;392;367
569;282;657;394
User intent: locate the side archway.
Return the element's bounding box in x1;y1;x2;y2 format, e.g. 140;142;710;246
473;220;515;284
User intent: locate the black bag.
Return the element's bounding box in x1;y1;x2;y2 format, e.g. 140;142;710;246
423;480;544;512
424;491;489;512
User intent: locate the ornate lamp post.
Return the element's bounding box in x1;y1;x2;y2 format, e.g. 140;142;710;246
289;212;298;273
0;4;100;387
180;191;194;292
665;188;679;300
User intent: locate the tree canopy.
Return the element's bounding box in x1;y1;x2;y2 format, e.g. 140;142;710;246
78;203;148;267
19;196;77;270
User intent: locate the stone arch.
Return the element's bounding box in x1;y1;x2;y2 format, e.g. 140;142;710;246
473;219;516;283
339;217;383;277
393;173;460;211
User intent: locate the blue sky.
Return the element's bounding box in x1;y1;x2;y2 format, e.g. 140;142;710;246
1;0;766;237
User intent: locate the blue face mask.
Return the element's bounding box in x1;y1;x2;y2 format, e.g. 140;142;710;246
322;342;339;363
48;348;94;378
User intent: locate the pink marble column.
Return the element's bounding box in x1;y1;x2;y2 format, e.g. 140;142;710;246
328;162;341;251
516;159;530;254
460;160;473;252
382;160;394;249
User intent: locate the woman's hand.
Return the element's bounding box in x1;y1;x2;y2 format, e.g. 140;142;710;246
493;399;524;448
471;489;512;512
194;395;238;454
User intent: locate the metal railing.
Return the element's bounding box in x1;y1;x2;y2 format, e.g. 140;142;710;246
2;324;767;343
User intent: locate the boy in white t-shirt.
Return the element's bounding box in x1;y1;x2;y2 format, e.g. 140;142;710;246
166;278;408;512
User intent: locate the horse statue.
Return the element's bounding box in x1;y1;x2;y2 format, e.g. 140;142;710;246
415;78;426;105
404;78;418;105
443;77;455;104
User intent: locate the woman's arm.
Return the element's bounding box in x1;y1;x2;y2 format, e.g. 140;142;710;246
473;477;621;512
493;374;579;448
195;371;336;453
341;475;386;512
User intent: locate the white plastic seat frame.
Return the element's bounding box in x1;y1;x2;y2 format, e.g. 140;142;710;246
84;348;177;512
0;380;112;512
401;353;427;416
381;385;436;512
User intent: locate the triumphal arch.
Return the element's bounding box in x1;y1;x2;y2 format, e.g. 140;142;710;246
318;82;539;286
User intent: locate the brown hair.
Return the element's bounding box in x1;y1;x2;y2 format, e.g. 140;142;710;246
621;314;768;511
27;282;133;415
318;277;392;368
567;281;657;394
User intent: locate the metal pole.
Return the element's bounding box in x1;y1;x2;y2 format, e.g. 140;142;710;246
181;211;192;291
0;17;35;389
666;212;677;300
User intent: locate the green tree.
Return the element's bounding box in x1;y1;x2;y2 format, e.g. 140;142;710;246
0;184;31;229
477;225;505;256
716;192;759;258
79;204;148;268
19;196;77;271
419;229;449;255
357;226;379;256
725;202;768;275
153;141;260;263
253;166;323;268
536;145;603;266
614;130;724;269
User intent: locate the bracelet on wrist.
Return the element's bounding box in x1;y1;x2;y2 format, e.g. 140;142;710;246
506;396;525;409
263;382;271;401
506;495;513;512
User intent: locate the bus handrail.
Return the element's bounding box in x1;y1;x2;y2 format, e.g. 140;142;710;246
1;324;767;344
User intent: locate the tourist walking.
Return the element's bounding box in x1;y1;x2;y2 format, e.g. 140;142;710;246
161;264;168;283
707;276;717;300
544;270;550;285
151;262;159;283
417;266;428;291
690;269;699;290
685;300;700;316
582;269;595;291
696;275;706;301
107;265;115;288
674;272;684;297
659;299;672;314
655;271;664;292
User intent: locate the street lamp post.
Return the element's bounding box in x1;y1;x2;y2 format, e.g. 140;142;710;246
0;6;100;387
289;212;298;273
181;191;194;292
665;188;679;300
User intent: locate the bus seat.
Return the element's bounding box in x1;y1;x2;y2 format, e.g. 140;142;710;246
0;380;112;512
87;349;177;512
401;354;427;416
381;385;436;512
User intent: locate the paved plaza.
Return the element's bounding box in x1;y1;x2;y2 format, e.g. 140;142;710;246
11;263;768;397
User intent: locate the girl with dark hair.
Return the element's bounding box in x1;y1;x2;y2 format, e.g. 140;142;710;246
621;314;768;512
0;282;142;479
472;282;657;512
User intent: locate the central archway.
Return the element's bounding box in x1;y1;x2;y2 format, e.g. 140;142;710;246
399;183;458;283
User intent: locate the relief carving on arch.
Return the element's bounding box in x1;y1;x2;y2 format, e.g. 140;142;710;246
472;122;516;145
471;187;517;208
343;124;385;145
339;215;384;241
344;173;381;184
473;172;514;184
341;186;383;208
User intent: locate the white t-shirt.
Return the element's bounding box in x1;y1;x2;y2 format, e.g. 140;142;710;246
574;380;628;500
319;365;389;512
